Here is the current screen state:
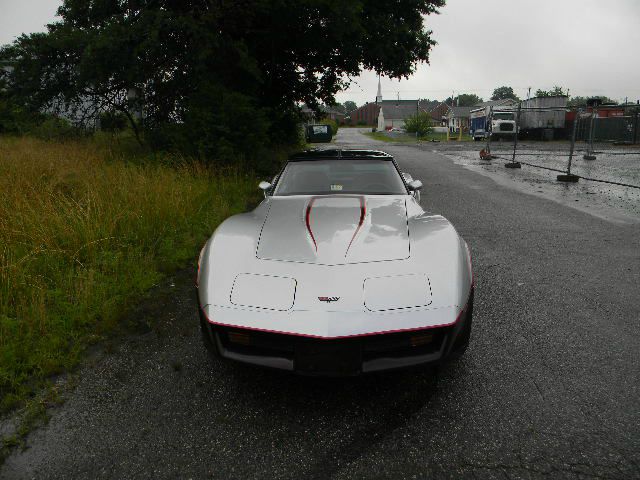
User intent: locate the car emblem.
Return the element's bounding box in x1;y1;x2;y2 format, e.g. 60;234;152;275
318;296;340;303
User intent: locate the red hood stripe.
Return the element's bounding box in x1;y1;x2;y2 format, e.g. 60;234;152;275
345;196;366;257
305;198;318;251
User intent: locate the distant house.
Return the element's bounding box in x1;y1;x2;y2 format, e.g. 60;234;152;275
447;106;473;133
428;102;451;127
349;102;380;126
323;106;346;124
349;99;428;126
301;105;346;125
377;103;421;130
1;61;104;129
420;99;440;113
348;77;434;128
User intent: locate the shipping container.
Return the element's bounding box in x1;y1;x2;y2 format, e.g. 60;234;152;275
519;95;567;140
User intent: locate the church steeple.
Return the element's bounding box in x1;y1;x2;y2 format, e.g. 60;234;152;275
376;75;382;104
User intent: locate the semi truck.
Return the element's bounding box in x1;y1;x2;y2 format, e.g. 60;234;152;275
469;105;517;141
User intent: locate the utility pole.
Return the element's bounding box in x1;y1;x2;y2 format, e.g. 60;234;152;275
527;87;531;100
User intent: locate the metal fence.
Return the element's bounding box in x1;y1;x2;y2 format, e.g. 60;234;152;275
576;111;640;144
479;103;640;189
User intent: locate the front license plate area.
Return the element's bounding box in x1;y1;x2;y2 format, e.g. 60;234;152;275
295;341;362;376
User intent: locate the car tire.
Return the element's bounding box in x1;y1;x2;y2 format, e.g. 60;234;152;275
197;301;221;358
449;290;474;359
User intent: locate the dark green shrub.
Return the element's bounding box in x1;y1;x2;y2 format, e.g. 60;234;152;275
319;117;339;135
404;111;433;137
31;117;83;141
100;110;128;132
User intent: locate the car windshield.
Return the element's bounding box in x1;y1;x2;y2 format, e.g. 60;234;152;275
493;113;514;120
273;159;408;196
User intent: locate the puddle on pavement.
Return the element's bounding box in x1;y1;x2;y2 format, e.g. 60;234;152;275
438;145;640;223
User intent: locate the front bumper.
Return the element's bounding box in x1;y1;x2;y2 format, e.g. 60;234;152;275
198;294;472;376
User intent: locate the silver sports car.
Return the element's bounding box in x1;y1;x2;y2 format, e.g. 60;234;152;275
197;149;474;375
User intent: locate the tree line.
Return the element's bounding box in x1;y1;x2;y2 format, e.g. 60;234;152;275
339;86;619;111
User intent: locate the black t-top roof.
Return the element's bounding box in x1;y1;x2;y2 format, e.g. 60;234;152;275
289;149;393;161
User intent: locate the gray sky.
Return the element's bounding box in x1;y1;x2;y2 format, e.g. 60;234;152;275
0;0;61;44
1;0;638;104
339;0;640;105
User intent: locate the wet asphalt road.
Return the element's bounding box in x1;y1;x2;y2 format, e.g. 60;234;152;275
2;129;639;479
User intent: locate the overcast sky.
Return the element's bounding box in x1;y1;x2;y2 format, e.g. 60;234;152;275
1;0;638;105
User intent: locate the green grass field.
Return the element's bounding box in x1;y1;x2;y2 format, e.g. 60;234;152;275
0;136;257;412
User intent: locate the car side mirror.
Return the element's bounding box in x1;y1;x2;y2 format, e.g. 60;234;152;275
407;179;423;191
401;172;414;183
258;181;272;197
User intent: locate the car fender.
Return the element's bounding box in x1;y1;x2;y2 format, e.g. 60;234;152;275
407;213;473;311
198;201;270;308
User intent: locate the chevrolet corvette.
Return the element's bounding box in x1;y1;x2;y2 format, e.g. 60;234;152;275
196;149;474;375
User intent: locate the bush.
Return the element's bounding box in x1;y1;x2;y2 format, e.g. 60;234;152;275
0;98;43;134
31;117;84;141
404;111;433;137
319;117;339;135
100;110;128;133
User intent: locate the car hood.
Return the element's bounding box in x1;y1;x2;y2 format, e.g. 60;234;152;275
256;196;410;265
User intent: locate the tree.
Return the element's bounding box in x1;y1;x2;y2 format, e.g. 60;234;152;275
491;86;519;101
404;111;433;137
446;93;482;107
343;100;357;113
1;0;445;164
567;95;616;107
535;86;566;97
329;103;346;114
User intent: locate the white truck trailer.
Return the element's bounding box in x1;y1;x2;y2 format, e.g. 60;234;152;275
518;95;568;140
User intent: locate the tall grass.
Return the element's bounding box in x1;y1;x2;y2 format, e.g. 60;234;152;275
0;136;257;409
